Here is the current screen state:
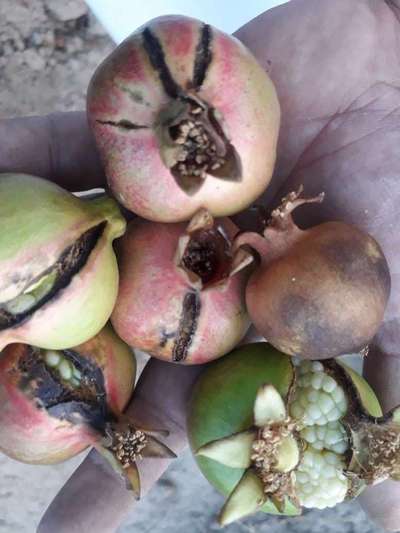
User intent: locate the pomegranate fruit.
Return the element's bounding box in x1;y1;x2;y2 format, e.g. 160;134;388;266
87;15;280;222
0;324;175;496
188;343;400;525
111;210;252;364
0;174;126;351
234;187;391;359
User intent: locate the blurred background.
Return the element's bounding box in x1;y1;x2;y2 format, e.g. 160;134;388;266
0;0;386;532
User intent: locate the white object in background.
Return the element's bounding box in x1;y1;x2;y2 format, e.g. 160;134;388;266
85;0;289;44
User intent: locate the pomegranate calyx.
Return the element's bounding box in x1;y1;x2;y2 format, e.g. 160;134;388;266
346;406;400;485
231;187;325;269
218;469;265;526
100;418;176;497
176;210;252;289
158;94;241;195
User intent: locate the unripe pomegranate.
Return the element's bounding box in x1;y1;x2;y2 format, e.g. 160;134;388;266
111;210;252;364
234;188;391;359
0;174;126;351
188;343;400;525
87;15;280;222
0;325;175;496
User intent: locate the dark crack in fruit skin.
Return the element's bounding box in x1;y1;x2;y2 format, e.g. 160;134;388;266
142;27;182;99
0;222;106;332
18;347;110;432
172;291;201;362
192;23;212;89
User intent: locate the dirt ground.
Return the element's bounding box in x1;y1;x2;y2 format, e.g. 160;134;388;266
0;1;387;532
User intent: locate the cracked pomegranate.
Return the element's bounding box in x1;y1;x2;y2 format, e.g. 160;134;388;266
188;343;400;525
87;15;280;222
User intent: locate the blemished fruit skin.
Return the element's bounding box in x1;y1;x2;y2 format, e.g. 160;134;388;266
111;217;250;364
188;343;382;515
0;174;126;351
87;15;280;222
247;222;391;359
0;325;135;464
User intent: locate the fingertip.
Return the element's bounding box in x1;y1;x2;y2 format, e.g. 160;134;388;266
0;112;105;191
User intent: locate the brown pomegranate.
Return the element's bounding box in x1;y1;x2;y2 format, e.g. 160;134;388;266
234;188;391;359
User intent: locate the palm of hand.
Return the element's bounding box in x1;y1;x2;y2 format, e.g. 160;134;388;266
237;2;400;528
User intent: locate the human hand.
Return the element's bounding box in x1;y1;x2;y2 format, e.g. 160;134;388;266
2;0;400;530
235;0;400;530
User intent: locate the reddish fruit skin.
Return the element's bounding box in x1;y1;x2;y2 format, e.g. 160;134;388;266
87;15;280;222
111;218;250;364
0;325;135;464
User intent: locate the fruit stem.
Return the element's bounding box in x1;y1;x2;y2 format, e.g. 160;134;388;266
86;194;126;239
266;185;325;233
232;186;325;268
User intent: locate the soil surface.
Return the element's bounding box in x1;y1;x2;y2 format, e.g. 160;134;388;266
0;1;386;532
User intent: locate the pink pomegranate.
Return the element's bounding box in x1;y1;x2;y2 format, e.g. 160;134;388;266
111;210;252;364
0;325;174;496
87;15;280;222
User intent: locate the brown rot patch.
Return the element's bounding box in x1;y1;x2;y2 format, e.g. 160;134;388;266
320;236;390;297
279;294;359;358
0;222;106;332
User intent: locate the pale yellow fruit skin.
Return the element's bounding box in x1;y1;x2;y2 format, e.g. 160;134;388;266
0;239;120;350
0;173;126;350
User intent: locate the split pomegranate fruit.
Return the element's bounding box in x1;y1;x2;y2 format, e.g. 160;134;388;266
234;188;391;358
189;343;400;525
0;174;126;351
112;210;252;364
87;15;280;222
0;325;175;497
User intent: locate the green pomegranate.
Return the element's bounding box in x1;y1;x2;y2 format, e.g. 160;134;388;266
188;343;400;525
0;174;126;350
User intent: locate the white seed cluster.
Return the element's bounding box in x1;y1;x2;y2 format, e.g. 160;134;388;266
3;271;56;315
290;361;347;428
300;421;348;454
290;360;350;509
44;350;82;388
295;447;348;509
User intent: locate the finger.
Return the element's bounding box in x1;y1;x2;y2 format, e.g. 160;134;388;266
363;345;400;414
359;481;400;533
0;112;105;191
359;347;400;531
234;0;399;199
38;359;203;533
